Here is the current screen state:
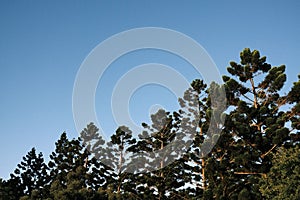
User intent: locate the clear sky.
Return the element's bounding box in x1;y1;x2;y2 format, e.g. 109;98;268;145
0;0;299;179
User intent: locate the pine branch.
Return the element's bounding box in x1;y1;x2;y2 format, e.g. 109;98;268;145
242;94;255;103
260;144;277;159
250;78;258;108
234;171;266;178
201;158;206;190
250;122;263;132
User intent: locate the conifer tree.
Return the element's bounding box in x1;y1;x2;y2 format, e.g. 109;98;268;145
258;74;300;199
179;79;226;198
286;74;300;145
127;109;193;199
104;126;138;199
0;177;22;200
259;145;300;199
48;132;90;199
178;80;209;198
80;122;113;190
1;48;299;200
10;148;49;199
204;48;292;199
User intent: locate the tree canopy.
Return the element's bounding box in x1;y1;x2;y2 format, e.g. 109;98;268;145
1;48;299;200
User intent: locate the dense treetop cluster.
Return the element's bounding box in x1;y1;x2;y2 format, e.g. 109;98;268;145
1;48;299;200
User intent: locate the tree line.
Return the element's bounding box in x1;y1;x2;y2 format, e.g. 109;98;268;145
1;48;299;200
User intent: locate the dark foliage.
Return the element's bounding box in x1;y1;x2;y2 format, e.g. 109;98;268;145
1;49;299;199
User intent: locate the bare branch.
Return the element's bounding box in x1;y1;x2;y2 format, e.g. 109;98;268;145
260;144;277;159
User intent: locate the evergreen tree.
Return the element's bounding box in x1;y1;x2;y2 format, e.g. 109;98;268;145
10;147;49;199
48;132;90;199
259;145;300;199
104;126;138;199
129;109;192;199
179;79;226;198
286;74;300;145
1;48;299;200
80;122;113;190
0;177;22;200
204;48;292;199
178;80;209;197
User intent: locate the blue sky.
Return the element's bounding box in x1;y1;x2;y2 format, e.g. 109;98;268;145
0;0;299;179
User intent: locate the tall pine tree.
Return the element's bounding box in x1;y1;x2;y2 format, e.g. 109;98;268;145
10;148;49;199
204;48;292;199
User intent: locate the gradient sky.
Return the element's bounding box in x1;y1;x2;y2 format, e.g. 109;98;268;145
0;0;299;179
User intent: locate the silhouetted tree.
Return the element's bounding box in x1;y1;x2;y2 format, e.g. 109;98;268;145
10;148;49;199
1;48;299;200
48;133;90;199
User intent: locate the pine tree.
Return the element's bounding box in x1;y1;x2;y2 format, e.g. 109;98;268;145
178;79;209;197
257;74;300;199
80;122;113;191
128;109;193;199
259;145;300;199
179;79;226;198
0;177;22;200
48;132;90;199
9;147;49;199
204;48;292;199
286;74;300;145
104;126;138;199
1;48;299;200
